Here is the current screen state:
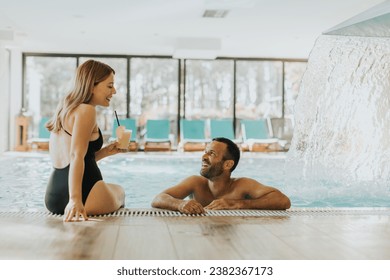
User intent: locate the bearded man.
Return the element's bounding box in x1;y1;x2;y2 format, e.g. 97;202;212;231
152;137;291;214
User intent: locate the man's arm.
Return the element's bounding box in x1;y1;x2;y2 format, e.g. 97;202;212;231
151;175;205;214
205;178;291;210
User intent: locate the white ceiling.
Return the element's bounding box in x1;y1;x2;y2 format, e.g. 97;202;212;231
0;0;385;59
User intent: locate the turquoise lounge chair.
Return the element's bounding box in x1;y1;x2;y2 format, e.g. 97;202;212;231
27;117;50;150
144;119;171;151
110;118;138;150
179;119;210;151
209;119;241;143
38;117;50;138
240;119;279;152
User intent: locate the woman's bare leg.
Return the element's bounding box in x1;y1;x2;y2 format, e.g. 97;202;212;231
84;181;125;215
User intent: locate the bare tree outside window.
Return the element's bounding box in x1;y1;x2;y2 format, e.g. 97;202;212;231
24;56;76;137
130;58;179;143
185;60;234;120
236;61;283;120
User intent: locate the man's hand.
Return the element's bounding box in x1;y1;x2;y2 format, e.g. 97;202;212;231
205;198;241;210
178;199;205;214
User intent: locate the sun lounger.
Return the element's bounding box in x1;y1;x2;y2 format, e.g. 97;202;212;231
144;119;171;151
27;117;50;150
179;119;210;151
240;119;280;152
209;119;242;144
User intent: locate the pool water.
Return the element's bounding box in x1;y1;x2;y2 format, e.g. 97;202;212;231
0;152;389;212
99;154;287;209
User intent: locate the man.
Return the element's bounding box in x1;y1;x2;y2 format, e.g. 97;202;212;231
151;137;291;214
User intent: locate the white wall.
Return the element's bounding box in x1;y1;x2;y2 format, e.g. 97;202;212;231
0;45;22;153
9;48;23;152
0;46;10;153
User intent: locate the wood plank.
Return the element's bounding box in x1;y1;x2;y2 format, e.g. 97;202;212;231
266;216;373;259
167;216;242;259
307;215;390;259
114;223;177;259
1;211;390;260
228;223;304;259
205;216;304;259
0;216;119;259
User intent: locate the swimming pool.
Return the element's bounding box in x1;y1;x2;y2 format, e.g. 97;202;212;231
0;151;389;212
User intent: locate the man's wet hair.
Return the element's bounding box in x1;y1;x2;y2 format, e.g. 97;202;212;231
212;137;240;172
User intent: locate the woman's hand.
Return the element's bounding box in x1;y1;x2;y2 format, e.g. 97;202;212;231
105;142;130;156
95;141;130;161
63;199;88;222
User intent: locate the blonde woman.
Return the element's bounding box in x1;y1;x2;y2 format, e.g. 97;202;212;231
45;60;125;222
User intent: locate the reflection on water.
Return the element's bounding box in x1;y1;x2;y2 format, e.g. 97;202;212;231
286;35;390;206
0;155;52;211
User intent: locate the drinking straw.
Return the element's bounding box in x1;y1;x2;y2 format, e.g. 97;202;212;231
114;111;120;126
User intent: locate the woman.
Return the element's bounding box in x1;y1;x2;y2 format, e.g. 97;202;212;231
45;59;125;222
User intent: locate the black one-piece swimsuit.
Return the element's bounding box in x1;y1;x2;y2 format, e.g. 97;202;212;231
45;129;103;214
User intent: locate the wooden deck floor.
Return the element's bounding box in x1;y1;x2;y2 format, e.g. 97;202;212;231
1;208;390;260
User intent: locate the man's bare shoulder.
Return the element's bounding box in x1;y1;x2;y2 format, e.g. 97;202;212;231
167;175;208;190
234;177;262;185
160;175;208;199
230;177;283;201
234;177;276;190
183;175;208;184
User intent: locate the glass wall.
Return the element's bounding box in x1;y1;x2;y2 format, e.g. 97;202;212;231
236;61;283;120
24;56;76;137
22;54;307;147
129;58;179;140
184;60;234;119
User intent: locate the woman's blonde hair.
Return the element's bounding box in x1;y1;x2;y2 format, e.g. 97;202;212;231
46;60;115;132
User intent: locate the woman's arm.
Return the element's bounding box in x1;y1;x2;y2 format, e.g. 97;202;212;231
94;141;122;161
63;105;96;222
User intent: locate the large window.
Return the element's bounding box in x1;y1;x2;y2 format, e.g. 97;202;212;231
129;58;179;141
24;56;76;137
22;54;307;146
184;60;234;119
236;61;283;120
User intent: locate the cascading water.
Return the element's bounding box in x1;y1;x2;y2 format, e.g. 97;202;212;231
285;34;390;207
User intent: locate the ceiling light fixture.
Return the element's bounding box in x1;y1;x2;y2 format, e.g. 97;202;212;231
173;37;222;59
202;9;229;18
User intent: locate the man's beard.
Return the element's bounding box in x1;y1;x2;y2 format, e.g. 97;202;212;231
200;160;224;179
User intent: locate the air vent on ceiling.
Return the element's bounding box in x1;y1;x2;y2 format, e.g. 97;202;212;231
202;9;229;18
